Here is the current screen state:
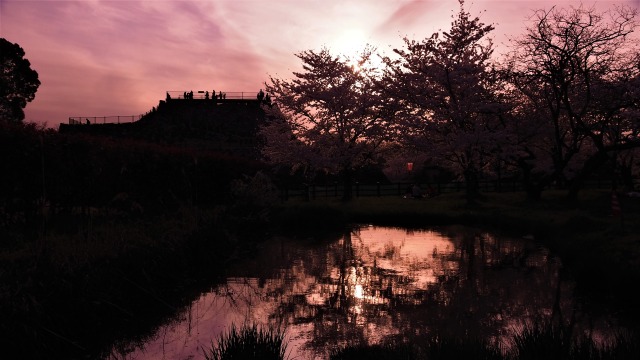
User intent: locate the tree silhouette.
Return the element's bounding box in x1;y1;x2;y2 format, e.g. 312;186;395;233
262;46;399;200
0;38;40;123
382;0;504;203
503;4;640;199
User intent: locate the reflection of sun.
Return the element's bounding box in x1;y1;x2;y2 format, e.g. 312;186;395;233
354;284;364;299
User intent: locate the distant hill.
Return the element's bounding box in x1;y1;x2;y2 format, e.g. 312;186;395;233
58;97;268;159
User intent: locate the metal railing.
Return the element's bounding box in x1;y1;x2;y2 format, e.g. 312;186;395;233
67;91;261;124
279;179;640;200
68;115;143;125
166;90;260;100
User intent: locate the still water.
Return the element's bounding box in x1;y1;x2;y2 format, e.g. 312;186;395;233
108;225;624;359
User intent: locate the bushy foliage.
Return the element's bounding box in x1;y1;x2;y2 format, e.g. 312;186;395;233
0;38;40;122
228;171;281;226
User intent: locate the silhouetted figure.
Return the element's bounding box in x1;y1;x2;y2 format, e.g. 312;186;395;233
219;91;223;99
411;183;422;199
264;93;271;105
205;91;209;99
257;89;265;101
183;91;187;99
426;184;437;198
189;90;194;99
85;118;90;125
212;89;216;99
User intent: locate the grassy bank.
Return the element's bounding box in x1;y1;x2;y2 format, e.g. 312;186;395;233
271;189;640;323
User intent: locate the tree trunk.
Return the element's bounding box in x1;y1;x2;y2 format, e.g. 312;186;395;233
518;159;542;201
341;168;353;201
566;151;609;201
463;167;480;204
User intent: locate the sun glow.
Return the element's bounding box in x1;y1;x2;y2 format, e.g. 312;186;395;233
332;29;373;68
332;29;385;72
334;29;368;59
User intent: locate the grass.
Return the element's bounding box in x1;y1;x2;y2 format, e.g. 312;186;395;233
206;321;639;360
272;189;640;264
203;323;288;360
510;323;640;360
274;189;632;233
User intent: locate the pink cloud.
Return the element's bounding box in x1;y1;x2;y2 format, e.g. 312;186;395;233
2;0;637;128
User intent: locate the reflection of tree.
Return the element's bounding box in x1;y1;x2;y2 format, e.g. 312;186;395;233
212;226;593;356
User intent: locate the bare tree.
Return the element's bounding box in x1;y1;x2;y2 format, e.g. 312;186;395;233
503;4;639;199
261;47;400;200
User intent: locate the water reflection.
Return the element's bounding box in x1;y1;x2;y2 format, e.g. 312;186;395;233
109;225;622;360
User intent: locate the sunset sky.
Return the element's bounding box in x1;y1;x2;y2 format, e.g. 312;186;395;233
2;0;638;128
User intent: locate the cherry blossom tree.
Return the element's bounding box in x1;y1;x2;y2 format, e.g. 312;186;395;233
503;4;639;199
260;47;400;200
382;0;505;203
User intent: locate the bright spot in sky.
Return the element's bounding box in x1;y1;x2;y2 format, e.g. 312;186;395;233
331;29;385;72
333;29;369;59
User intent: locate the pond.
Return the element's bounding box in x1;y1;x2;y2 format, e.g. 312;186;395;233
107;225;628;359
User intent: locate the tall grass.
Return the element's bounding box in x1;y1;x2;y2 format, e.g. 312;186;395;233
203;323;288;360
205;321;637;360
510;323;640;360
330;323;640;360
